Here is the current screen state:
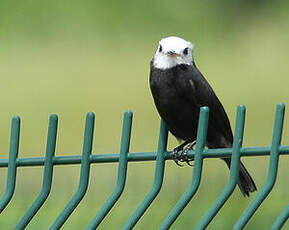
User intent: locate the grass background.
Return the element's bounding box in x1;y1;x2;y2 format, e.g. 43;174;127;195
0;0;289;229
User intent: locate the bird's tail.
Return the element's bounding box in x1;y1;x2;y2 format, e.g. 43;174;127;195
223;158;257;197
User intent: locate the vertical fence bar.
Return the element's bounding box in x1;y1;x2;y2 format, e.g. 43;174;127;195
122;118;168;230
272;203;289;229
50;112;95;230
159;106;209;229
233;103;285;230
86;111;133;229
0;116;20;213
15;114;58;229
196;105;246;230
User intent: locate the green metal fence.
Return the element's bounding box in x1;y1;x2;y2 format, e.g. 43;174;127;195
0;103;288;229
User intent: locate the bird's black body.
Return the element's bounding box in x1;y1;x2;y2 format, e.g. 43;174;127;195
150;62;232;148
150;61;257;197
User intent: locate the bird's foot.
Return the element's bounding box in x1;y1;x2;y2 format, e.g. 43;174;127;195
179;141;196;167
172;145;185;167
172;141;196;167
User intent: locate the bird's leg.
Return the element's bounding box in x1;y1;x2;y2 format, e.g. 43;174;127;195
172;141;190;167
179;140;196;167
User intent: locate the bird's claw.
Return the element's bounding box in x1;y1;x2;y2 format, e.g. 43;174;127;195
172;148;184;167
172;141;196;167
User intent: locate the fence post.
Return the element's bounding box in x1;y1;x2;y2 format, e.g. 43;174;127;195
0;116;20;213
233;103;285;230
196;105;246;229
87;111;133;229
159;106;209;229
122;118;168;230
15;114;58;229
272;203;289;229
50;112;95;229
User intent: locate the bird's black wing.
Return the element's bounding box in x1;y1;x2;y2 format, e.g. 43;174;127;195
174;63;233;144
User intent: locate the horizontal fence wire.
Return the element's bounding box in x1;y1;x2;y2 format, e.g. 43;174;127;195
2;146;289;167
0;103;288;229
2;147;289;167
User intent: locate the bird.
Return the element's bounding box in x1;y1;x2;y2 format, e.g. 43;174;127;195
149;36;257;197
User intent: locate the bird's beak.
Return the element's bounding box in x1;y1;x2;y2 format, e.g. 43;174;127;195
166;50;181;58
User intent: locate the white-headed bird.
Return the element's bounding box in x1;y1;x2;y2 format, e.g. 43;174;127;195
149;36;257;197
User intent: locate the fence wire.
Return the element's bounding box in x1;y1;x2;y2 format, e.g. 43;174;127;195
0;103;288;229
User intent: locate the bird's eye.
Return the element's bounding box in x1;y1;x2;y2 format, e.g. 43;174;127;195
159;45;163;53
183;48;189;55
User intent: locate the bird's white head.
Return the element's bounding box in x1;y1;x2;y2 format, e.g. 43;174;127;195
153;36;194;70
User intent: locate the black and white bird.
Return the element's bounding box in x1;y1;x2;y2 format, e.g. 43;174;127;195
149;36;257;197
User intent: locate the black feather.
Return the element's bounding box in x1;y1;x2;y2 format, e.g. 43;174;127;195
150;60;257;196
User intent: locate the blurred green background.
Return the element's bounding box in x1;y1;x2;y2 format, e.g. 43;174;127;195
0;0;289;229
